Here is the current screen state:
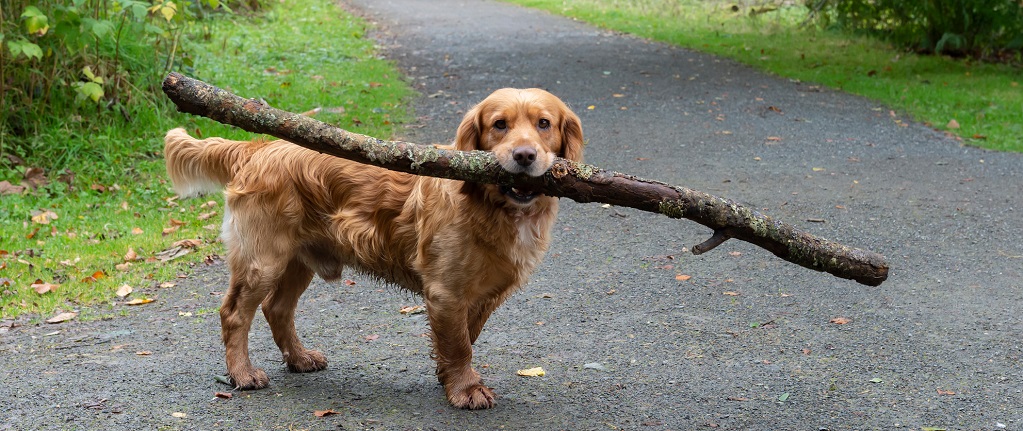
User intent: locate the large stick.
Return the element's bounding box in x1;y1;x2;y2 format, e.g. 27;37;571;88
162;72;889;286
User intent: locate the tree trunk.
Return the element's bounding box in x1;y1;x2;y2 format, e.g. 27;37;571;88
162;72;889;286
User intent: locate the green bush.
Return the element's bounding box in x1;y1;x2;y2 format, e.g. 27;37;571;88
807;0;1023;60
0;0;269;168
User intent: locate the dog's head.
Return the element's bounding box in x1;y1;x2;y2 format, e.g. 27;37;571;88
455;88;584;206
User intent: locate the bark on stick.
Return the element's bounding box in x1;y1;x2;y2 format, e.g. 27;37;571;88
162;72;889;286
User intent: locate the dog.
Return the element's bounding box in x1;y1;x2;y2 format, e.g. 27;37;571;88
164;88;583;409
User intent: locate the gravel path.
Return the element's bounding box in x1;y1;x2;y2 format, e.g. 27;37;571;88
3;1;1021;430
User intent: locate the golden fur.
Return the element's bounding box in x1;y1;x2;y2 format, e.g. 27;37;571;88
164;88;583;409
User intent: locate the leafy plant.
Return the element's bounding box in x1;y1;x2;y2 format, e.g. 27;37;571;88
806;0;1023;60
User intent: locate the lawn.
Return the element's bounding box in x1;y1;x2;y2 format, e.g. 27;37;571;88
505;0;1022;152
0;0;413;321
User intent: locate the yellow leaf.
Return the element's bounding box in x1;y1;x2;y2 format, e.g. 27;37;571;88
125;298;155;306
587;105;595;110
516;367;546;377
812;167;825;172
30;209;58;225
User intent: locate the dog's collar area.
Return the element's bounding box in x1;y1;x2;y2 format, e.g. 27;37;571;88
500;184;540;204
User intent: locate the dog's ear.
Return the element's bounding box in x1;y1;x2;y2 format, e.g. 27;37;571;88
455;103;483;152
560;108;584;162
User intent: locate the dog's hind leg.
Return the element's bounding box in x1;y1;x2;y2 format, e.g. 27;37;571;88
220;261;279;390
262;258;328;373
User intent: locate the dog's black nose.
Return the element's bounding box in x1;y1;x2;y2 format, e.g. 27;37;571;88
512;147;537;167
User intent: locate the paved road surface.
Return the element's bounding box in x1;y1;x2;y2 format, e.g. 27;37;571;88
3;0;1021;430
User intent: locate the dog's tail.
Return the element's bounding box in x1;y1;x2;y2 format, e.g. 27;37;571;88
164;128;269;197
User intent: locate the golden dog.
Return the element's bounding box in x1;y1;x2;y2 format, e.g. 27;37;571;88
164;88;583;409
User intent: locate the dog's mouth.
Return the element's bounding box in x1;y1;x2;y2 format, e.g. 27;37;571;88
500;184;541;204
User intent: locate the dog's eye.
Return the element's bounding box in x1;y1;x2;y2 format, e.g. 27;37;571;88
494;119;507;130
538;118;550;130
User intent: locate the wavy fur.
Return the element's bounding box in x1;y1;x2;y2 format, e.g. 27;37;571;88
164;88;584;410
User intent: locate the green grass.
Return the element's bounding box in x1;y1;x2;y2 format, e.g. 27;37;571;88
0;0;413;321
505;0;1022;152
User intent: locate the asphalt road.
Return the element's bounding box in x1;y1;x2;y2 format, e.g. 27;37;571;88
3;0;1022;430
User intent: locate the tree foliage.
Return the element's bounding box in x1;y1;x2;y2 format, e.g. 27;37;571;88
806;0;1023;60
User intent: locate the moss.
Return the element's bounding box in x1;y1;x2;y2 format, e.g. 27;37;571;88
658;199;686;219
572;162;600;180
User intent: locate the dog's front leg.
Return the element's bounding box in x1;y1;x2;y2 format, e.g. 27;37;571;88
425;290;496;409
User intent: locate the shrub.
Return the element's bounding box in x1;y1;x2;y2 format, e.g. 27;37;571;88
806;0;1023;60
0;0;269;167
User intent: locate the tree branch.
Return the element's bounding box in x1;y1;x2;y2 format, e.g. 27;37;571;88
162;72;889;286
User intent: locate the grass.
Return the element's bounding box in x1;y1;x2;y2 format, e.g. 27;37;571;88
0;0;413;321
505;0;1022;152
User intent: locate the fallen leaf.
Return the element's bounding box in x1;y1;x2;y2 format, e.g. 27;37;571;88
135;350;152;356
171;412;187;418
25;227;40;239
214;392;233;399
765;136;782;142
115;284;133;298
162;226;178;236
32;280;59;294
399;305;426;315
115;263;132;271
675;274;692;281
812;167;825;172
46;311;77;324
936;388;956;395
829;317;852;325
343;279;356;286
728;251;742;257
23;167;48;189
197;211;217;220
131;227;144;235
516;367;546;377
869;377;883;383
723;291;741;296
125;248;138;261
0;180;25;195
726;396;749;401
364;334;379;341
30;209;58;225
946;119;960;129
173;239;202;248
159;282;176;288
169;218;186;227
124;298;155;306
156;245;190;262
313;409;339;417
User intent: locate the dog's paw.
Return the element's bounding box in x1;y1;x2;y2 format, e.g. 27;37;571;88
285;349;328;373
448;384;496;410
230;368;270;390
